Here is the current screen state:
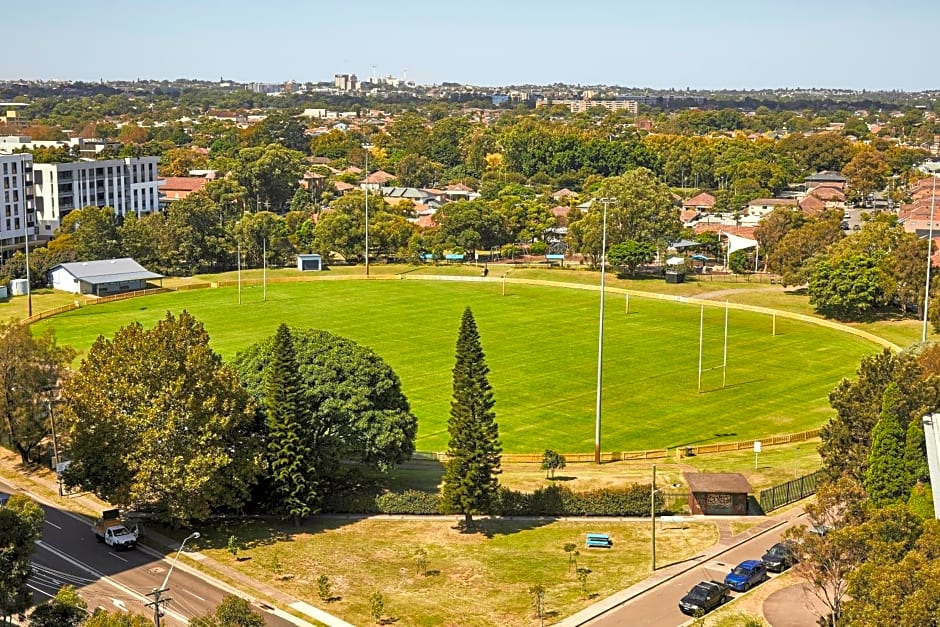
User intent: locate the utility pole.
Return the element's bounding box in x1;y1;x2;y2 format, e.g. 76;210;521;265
651;464;657;572
145;587;170;626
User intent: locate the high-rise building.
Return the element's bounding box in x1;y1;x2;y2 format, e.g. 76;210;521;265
33;157;162;238
0;153;34;258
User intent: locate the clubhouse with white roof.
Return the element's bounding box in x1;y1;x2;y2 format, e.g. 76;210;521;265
47;258;163;296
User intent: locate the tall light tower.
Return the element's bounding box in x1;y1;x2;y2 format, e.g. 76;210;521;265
363;143;373;277
595;197;616;465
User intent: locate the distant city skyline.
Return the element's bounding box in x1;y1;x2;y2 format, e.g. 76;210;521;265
5;0;938;91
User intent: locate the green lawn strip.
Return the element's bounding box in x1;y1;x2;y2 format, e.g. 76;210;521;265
375;439;820;498
682;440;823;492
32;281;877;454
200;517;717;626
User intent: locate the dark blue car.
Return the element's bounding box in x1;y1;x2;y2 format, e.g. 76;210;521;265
723;559;768;592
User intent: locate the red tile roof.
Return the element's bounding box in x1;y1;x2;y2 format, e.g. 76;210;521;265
160;177;209;192
683;192;716;208
692;224;757;239
799;195;826;215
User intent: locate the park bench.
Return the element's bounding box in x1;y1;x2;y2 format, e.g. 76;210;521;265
586;532;612;548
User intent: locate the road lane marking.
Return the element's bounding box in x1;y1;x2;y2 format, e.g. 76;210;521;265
44;520;62;529
108;552;128;562
113;599;128;611
34;540;189;625
183;589;206;602
27;583;55;599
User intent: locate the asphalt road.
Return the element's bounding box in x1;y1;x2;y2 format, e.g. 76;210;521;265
584;512;807;627
3;479;298;626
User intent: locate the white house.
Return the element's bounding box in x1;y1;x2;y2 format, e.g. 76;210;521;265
48;258;163;296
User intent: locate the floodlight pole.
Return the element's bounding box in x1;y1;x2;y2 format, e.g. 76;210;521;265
595;198;614;465
24;222;32;317
363;143;373;277
923;175;937;343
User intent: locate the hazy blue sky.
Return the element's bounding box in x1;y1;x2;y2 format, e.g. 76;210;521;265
6;0;937;90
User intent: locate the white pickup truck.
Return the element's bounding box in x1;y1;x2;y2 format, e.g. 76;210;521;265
92;509;140;550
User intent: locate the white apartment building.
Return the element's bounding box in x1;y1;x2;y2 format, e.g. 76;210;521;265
0;153;35;257
33;157;161;238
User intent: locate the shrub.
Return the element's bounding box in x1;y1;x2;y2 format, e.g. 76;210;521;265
323;489;441;515
325;484;663;517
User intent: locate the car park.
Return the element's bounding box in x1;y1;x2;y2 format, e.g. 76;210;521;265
761;541;798;572
723;559;768;592
678;580;731;616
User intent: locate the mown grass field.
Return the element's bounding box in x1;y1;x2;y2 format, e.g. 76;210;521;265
196;516;718;627
32;277;878;454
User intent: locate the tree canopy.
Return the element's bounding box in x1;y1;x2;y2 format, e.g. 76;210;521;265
234;326;417;511
61;311;261;525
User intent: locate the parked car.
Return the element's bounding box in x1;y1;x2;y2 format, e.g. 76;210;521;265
678;580;731;615
724;559;768;592
0;492;9;508
761;541;798;572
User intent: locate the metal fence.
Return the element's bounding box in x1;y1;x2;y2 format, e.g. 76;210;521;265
759;470;824;513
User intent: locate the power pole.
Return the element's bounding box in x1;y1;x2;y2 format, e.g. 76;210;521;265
146;587;170;626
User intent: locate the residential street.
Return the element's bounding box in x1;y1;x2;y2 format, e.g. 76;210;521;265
1;478;305;626
562;506;813;627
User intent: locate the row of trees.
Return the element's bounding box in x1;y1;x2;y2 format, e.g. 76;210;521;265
789;346;940;624
752;208;932;321
54;304;502;528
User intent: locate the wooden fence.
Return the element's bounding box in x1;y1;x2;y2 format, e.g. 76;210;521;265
412;428;821;465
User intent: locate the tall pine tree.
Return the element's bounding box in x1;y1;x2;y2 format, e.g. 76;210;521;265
265;324;316;525
441;307;501;527
865;382;911;506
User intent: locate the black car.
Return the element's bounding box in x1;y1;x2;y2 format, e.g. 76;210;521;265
761;541;798;572
678;580;730;616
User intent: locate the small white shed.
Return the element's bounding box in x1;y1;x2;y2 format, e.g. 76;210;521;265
297;254;323;271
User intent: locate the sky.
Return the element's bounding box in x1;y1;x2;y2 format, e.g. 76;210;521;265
5;0;938;91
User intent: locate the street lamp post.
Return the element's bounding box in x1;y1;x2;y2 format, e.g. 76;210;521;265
24;222;32;317
595;198;615;465
147;531;200;626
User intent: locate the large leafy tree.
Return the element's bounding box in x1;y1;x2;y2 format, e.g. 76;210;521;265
431;199;509;253
53;205;122;261
234;328;417;510
607;240;655;276
0;322;74;464
821;349;940;483
767;212;843;286
233;143;307;212
441;307;502;527
808;254;882;320
843;149;891;202
865;383;912;505
61;311;261;525
0;495;44;625
568;169;680;267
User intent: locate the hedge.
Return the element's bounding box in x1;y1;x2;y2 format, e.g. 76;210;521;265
323;484;663;517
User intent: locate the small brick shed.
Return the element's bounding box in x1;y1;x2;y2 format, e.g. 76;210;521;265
684;472;752;516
